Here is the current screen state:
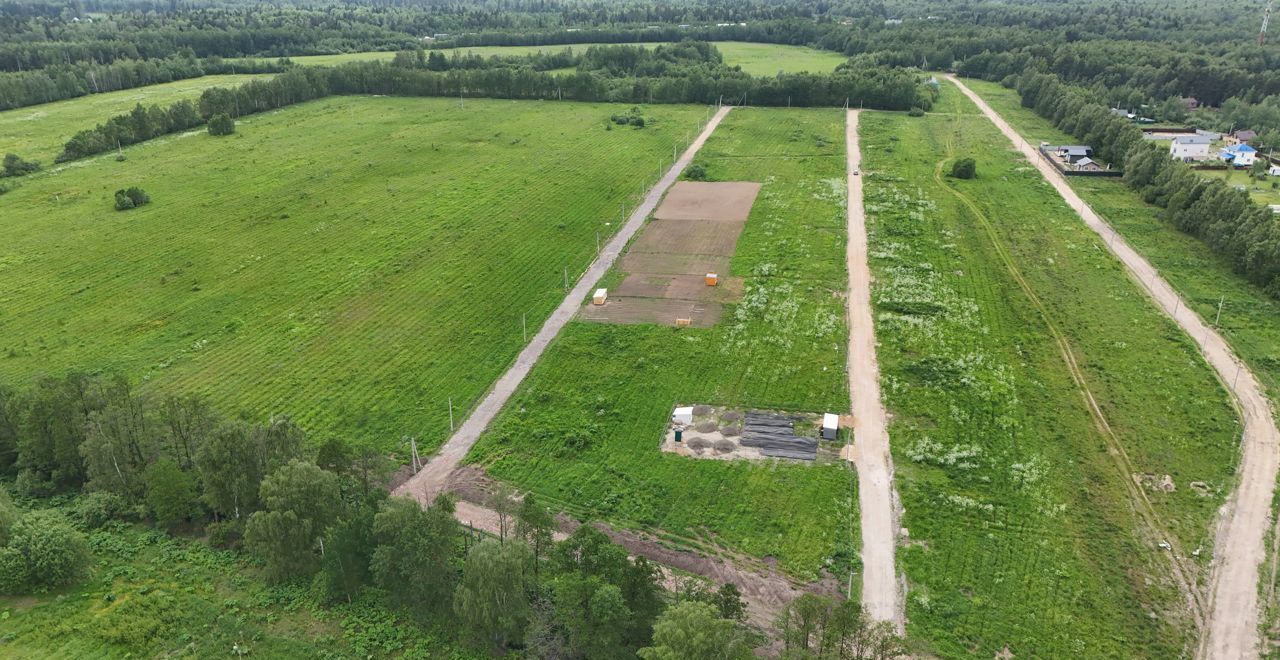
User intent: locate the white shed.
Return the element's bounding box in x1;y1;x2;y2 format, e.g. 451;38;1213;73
593;288;608;305
822;413;839;440
672;406;694;425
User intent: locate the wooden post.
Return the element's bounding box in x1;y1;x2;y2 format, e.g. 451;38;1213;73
448;397;454;432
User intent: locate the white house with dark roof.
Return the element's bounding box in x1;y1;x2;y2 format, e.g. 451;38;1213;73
1170;135;1212;161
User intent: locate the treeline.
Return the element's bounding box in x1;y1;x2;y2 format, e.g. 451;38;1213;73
1006;71;1280;298
55;47;934;163
0;53;285;111
0;372;903;657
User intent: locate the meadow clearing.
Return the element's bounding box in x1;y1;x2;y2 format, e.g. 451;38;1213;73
0;518;469;658
466;108;857;580
862;87;1237;656
0;96;710;454
258;42;849;76
0;74;272;163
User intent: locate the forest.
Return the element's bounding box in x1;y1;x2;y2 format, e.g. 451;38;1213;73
0;373;901;657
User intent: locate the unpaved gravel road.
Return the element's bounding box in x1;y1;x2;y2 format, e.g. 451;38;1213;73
845;109;904;631
393;105;733;505
948;75;1280;660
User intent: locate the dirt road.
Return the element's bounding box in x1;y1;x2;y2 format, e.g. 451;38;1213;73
450;497;831;629
948;75;1280;660
845;109;904;631
393;105;733;506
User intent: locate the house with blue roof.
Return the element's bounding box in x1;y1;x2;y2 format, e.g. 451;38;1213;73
1220;143;1258;167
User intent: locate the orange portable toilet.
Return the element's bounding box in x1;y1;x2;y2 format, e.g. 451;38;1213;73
705;273;718;286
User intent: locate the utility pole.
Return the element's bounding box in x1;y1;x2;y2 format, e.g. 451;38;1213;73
448;397;454;432
1215;296;1224;326
1261;0;1273;46
522;313;527;342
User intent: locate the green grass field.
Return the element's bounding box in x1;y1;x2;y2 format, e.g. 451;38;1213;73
0;96;709;454
0;507;469;658
466;108;856;580
962;79;1280;408
1195;167;1280;206
865;87;1237;656
256;42;848;76
0;74;272;163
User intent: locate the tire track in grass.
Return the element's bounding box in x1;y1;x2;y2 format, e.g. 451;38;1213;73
931;117;1207;628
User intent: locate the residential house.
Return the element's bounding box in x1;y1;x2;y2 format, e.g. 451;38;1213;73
1226;129;1258;146
1170;135;1213;161
1220;143;1258;167
1270;164;1280;177
1056;145;1093;164
1074;157;1103;172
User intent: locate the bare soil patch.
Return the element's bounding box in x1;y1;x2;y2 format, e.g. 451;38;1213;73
579;296;722;327
629;217;748;257
621;253;732;276
653;181;762;221
583;180;760;327
614;273;744;301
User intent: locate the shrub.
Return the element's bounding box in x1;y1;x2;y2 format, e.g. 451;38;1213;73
684;163;708;181
2;153;40;177
114;187;150;211
949;157;976;179
1;510;92;593
908;107;926;117
75;491;131;529
0;547;30;593
206;519;243;549
207;113;236;136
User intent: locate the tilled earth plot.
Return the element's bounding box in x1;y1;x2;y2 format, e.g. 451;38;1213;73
582;181;760;327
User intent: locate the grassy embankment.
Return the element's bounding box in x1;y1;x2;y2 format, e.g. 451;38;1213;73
467;108;857;581
0;96;708;454
863;87;1237;657
258;42;848;76
0;74;272;163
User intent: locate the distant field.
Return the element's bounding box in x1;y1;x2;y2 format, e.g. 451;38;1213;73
256;42;847;76
866;86;1236;656
1196;167;1280;205
0;97;709;452
467;108;856;579
0;74;271;163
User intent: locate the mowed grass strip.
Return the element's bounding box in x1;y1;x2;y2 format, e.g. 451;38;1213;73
962;79;1280;415
254;42;848;76
0;96;709;452
467;108;855;579
863;91;1236;657
0;74;273;163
